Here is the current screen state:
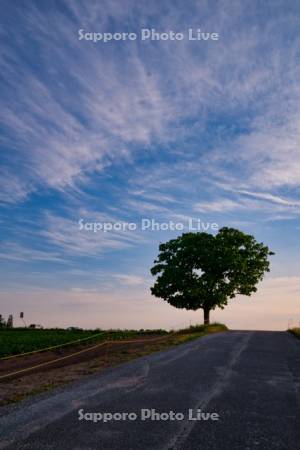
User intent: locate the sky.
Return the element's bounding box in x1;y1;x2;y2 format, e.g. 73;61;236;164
0;0;300;330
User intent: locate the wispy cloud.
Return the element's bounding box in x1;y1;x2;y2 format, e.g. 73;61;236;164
2;0;300;203
112;274;147;286
237;190;300;207
39;213;145;257
0;242;67;263
193;190;300;215
194;199;242;213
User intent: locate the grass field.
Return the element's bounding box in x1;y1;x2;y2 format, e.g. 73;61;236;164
289;328;300;339
0;328;167;358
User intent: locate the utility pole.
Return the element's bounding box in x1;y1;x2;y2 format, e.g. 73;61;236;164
7;314;13;328
20;312;26;327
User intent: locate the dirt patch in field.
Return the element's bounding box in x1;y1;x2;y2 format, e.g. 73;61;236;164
0;335;164;377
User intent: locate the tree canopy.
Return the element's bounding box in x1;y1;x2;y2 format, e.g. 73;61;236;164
150;227;274;324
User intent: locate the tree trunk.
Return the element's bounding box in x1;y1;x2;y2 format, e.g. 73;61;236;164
203;308;210;325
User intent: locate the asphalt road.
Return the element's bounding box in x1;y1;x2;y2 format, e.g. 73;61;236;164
1;331;300;450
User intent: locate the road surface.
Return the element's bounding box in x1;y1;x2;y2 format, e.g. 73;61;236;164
1;331;300;449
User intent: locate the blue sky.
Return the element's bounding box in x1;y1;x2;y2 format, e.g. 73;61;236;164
1;0;300;330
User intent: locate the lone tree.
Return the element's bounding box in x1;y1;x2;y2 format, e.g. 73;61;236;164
150;227;274;325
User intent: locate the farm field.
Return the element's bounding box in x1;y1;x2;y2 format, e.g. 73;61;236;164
0;328;167;358
0;324;227;405
289;328;300;339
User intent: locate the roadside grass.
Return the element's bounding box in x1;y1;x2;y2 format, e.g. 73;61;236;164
6;382;60;405
289;328;300;339
176;322;228;335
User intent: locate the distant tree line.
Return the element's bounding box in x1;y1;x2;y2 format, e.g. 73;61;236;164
0;314;13;328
